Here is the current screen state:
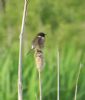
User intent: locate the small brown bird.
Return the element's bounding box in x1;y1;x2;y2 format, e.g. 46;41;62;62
27;32;46;55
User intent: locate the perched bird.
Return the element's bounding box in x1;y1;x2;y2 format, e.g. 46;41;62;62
27;32;46;55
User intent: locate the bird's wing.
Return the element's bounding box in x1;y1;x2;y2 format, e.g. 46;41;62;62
31;36;38;49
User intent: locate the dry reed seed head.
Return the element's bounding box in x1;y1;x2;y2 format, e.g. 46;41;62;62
34;50;44;72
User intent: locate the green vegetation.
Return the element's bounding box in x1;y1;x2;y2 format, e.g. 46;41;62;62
0;0;85;100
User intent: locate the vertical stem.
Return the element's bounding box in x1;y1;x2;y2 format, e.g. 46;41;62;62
57;48;60;100
39;71;42;100
18;0;28;100
74;64;82;100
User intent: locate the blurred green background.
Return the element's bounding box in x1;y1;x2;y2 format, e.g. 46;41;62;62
0;0;85;100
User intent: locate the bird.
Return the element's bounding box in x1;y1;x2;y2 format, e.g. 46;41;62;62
27;32;46;55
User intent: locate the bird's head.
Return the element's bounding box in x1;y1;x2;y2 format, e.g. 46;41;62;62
37;32;46;37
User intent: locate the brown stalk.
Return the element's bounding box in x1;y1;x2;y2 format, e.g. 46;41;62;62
35;50;44;100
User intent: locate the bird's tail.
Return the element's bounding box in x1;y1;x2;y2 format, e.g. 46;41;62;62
26;48;33;55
